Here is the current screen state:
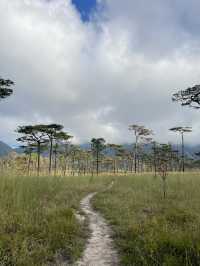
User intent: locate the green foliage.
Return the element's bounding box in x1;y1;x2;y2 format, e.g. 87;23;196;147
93;173;200;265
0;175;110;265
0;78;14;99
172;84;200;109
91;138;106;154
91;138;106;175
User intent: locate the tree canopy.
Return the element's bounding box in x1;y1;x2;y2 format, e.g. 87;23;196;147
169;127;192;134
0;78;14;99
172;84;200;109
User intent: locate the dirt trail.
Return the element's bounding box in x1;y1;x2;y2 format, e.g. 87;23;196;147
76;190;119;266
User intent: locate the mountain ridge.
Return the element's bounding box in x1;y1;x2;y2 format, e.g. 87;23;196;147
1;141;200;158
0;141;13;157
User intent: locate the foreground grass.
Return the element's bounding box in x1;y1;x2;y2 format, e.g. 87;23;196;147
93;173;200;265
0;174;111;266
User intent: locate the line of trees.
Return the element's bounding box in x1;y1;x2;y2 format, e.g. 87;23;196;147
10;123;192;176
16;124;72;176
2;76;200;177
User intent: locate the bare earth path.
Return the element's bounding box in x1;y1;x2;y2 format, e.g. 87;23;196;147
76;191;119;266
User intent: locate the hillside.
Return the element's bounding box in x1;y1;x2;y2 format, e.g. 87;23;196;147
0;141;13;157
1;141;200;159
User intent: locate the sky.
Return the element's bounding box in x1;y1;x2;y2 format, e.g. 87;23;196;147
1;0;200;147
72;0;97;21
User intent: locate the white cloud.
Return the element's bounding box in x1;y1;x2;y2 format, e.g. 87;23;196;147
1;0;200;146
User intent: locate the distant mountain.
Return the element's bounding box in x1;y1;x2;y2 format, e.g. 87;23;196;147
0;141;13;157
80;143;91;150
1;141;200;159
184;144;200;159
13;146;25;154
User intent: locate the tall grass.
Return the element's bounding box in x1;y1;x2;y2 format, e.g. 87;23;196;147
93;173;200;265
2;172;200;265
0;174;111;265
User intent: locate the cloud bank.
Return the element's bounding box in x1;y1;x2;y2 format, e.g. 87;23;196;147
1;0;200;146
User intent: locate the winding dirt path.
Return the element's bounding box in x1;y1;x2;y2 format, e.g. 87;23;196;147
76;191;119;266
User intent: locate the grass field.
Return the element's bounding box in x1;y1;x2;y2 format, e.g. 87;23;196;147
0;174;111;265
93;173;200;265
1;173;200;265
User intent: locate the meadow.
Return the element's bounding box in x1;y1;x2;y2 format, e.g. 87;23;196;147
0;173;200;265
0;174;110;265
93;173;200;265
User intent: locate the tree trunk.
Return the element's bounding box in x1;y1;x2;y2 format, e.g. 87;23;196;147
54;145;57;176
113;160;116;174
49;137;53;175
96;151;99;176
37;142;41;176
135;134;138;173
181;132;185;172
153;143;157;177
72;155;75;176
63;156;67;176
27;151;32;175
163;176;167;199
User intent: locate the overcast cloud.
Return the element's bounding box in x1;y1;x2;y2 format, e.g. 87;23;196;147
1;0;200;146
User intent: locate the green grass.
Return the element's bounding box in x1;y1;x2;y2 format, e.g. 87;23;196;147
0;175;111;265
2;173;200;265
93;173;200;266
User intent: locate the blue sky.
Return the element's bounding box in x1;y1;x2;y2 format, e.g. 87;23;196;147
72;0;97;21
